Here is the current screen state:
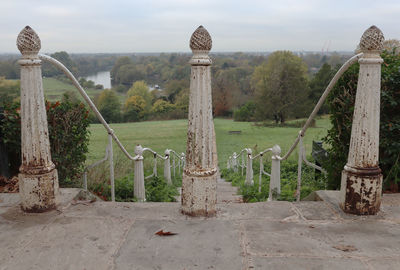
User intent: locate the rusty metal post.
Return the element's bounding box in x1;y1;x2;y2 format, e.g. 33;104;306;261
269;145;281;201
17;26;59;212
133;145;145;202
181;26;217;217
164;149;172;185
245;148;254;185
340;26;385;215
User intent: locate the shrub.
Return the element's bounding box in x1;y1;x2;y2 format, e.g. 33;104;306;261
223;158;326;202
0;97;90;187
47;97;91;186
123;95;146;122
233;101;256;122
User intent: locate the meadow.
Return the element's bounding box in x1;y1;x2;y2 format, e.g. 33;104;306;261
87;116;331;168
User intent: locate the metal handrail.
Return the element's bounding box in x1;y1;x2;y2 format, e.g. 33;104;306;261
227;53;363;201
39;54;135;161
280;53;363;160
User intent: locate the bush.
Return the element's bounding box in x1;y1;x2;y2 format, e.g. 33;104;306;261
223;158;326;202
233;101;256;122
145;176;179;202
324;51;400;189
0;97;90;187
47;97;91;186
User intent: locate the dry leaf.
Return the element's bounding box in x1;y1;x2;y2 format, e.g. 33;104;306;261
155;230;177;236
333;245;357;252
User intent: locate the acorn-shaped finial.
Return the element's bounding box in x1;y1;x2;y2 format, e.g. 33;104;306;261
359;25;384;52
190;26;212;51
17;26;41;55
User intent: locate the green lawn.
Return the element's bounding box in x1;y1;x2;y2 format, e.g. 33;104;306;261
87;116;331;168
42;77;101;101
42;77;125;103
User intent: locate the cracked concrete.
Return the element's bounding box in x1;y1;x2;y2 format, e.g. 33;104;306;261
1;183;400;270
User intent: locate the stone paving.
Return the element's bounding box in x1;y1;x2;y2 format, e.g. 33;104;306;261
1;182;400;270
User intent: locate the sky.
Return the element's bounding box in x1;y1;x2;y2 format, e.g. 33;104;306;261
0;0;399;53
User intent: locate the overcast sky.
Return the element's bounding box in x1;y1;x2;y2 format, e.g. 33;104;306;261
1;0;399;53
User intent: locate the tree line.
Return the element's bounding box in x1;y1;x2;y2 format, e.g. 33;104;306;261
0;50;353;124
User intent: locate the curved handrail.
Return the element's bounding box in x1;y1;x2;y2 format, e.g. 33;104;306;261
280;53;363;160
38;54;135;160
142;147;167;160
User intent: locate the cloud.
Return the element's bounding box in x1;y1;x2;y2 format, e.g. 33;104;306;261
0;0;398;53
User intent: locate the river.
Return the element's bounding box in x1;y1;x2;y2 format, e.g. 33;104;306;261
84;71;111;89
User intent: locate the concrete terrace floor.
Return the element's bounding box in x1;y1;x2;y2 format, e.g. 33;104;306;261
1;179;400;270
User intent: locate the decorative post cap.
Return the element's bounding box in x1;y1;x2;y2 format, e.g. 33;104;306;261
17;26;41;55
134;144;143;156
190;25;212;51
272;145;281;156
359;25;384;52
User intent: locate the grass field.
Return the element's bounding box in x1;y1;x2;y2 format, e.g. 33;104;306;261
43;77;103;101
42;77;125;102
87;116;331;168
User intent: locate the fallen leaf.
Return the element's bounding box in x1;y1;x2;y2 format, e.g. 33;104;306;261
333;245;357;252
155;230;178;236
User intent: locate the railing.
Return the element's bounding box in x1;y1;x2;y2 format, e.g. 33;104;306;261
227;53;363;201
39;54;184;202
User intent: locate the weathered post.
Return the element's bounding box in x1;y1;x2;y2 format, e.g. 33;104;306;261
133;145;145;201
164;149;172;185
340;26;384;215
17;26;59;212
245;148;254;185
181;26;217;216
232;152;238;173
269;145;281;201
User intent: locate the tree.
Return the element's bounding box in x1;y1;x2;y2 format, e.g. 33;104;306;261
384;39;400;55
164;79;188;103
253;51;310;123
127;81;152;112
42;51;78;77
308;63;335;114
123;95;146;122
151;99;174;115
96;90;121;123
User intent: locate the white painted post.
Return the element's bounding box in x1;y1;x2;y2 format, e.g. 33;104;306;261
108;133;115;202
241;154;244;176
296;137;304;202
133;145;145;201
17;26;59;212
259;155;263;193
164;149;172;185
340;26;385;215
153;153;158;177
232;152;238;173
181;26;217;216
172;155;176;178
245;148;254;185
83;171;88;191
269;145;281;201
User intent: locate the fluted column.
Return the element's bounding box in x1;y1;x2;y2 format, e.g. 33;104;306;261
17;26;59;212
181;26;217;216
340;26;384;215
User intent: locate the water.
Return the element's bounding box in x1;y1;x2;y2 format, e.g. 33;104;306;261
84;71;111;89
